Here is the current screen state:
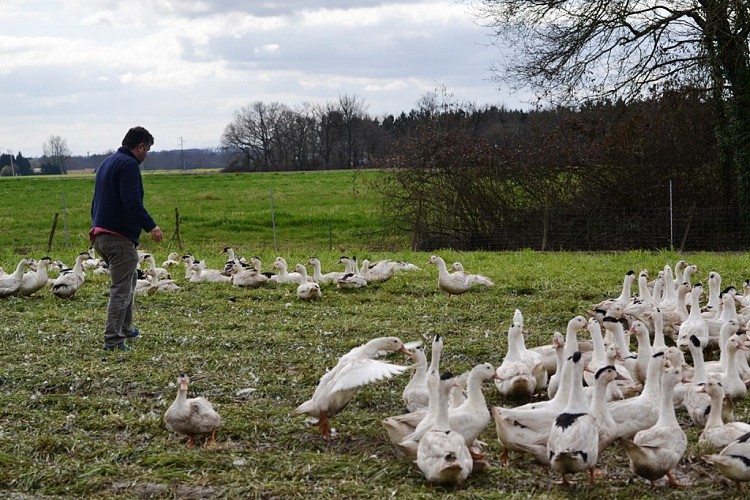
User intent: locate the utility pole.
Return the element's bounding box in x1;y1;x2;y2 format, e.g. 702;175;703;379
8;150;15;176
179;137;185;170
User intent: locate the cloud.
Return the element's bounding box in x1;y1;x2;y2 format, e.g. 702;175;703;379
0;1;525;157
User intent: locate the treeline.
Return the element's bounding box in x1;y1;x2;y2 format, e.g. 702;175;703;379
0;149;232;175
368;88;736;251
0;153;32;176
67;149;232;172
219;93;529;172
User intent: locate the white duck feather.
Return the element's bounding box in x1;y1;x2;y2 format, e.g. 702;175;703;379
620;364;688;487
295;336;409;440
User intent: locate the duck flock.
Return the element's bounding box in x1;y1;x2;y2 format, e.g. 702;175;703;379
294;261;750;489
3;250;750;490
0;246;442;300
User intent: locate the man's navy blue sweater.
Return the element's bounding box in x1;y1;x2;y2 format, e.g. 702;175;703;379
90;147;157;246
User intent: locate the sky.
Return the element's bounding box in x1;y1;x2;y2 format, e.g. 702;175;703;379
0;1;529;158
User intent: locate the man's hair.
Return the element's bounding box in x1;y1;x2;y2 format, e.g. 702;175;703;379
122;126;154;149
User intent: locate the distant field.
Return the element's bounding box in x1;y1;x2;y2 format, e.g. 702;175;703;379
0;169;398;263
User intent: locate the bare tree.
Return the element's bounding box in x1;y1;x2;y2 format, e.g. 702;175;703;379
469;1;750;205
338;94;368;168
42;135;72;174
311;101;341;169
221;102;289;170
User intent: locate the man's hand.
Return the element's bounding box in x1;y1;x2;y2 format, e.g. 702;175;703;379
151;226;164;243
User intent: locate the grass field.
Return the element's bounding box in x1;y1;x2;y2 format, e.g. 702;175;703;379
1;171;750;498
0;169;398;260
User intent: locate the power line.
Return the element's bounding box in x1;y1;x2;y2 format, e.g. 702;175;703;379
178;137;185;170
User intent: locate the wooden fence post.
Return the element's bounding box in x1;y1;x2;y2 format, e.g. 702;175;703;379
171;208;183;250
48;213;59;253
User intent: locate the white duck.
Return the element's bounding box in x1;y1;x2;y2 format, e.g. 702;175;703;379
681;333;731;428
620;363;688;487
230;264;269;288
51;252;89;298
636;269;655;304
293;264;322;300
146;273;182;293
562;315;588;359
448;261;495;287
19;256;52;296
0;257;33;297
676;283;709;350
583;317;608;382
529;330;565;376
494;321;537;400
189;260;231;283
628;319;653;385
716;331;749;400
140;253;171;280
659;264;677;303
382;335;443;445
546;332;566;399
427;255;493;295
248;256;275;279
446;362;498;456
394;363;497;462
698;379;750;451
295;336;410;440
702;271;723;318
134;269;158;296
512;309;548;389
547;350;599;486
164;373;222;447
335;271;368;289
81;246;102;271
660;281;692;339
221;246;246;274
270;257;308;284
492;351;580;466
602;316;637;378
606;350;668;438
703;432;750;490
584;318;628;400
416;371;472;486
360;258;398;283
651;306;668;350
706;293;741;345
161;252;182;268
589;365;627;454
402;346;429;412
307;257;346;283
397;335;453;452
181;254;199;279
333;256;368;289
593;270;635;314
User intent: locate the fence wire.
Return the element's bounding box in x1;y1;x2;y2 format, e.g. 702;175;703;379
413;207;750;252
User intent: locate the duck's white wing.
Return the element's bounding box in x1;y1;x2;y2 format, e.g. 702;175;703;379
496;360;531;381
329;360;408;393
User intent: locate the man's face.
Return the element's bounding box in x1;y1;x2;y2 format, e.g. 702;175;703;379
134;142;151;163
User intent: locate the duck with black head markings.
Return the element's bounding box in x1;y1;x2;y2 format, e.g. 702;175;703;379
547;351;599;486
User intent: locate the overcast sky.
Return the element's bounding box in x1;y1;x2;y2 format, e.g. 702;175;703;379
0;1;529;158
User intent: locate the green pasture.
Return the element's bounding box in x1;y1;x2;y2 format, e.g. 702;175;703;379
1;171;750;498
0;169;397;260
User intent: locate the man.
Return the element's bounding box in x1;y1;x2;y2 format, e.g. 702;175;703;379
90;126;163;351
